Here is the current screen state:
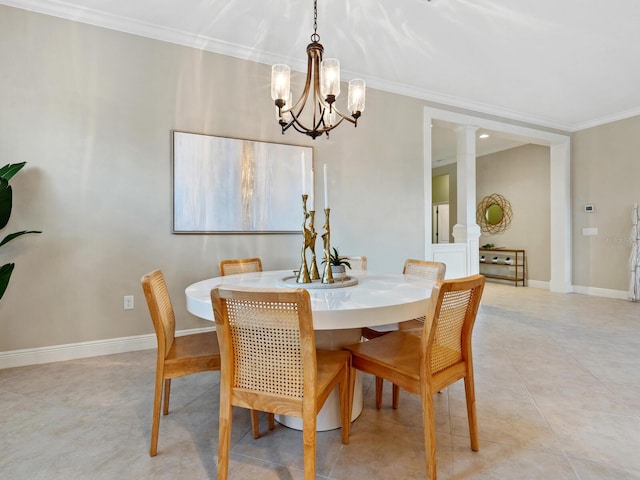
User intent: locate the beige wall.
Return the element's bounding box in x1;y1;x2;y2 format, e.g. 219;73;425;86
0;6;426;351
1;5;638;353
476;144;551;282
572;116;640;291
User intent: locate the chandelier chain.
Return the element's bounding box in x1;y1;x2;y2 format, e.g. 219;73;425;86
311;0;319;43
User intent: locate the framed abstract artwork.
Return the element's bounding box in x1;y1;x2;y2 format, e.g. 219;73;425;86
172;131;313;233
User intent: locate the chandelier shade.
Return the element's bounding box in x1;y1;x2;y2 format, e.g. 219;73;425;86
270;0;366;139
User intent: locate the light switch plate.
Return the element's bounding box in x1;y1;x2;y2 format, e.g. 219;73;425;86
582;227;598;236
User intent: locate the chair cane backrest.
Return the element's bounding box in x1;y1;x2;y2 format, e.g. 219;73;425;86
219;257;263;276
341;255;367;271
398;260;446;329
141;270;176;358
212;287;316;410
422;275;485;379
403;259;446;282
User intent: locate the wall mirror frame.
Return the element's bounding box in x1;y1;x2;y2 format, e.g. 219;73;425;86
476;193;512;234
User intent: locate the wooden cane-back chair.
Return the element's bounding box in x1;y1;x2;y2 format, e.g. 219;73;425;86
219;257;262;276
141;269;221;456
344;274;485;480
340;255;367;272
211;286;352;480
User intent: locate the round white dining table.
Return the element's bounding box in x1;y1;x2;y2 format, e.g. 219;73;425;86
185;269;434;430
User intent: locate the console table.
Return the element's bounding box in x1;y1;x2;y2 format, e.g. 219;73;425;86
479;248;526;287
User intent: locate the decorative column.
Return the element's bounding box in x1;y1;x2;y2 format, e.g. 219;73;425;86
549;141;572;293
452;125;481;275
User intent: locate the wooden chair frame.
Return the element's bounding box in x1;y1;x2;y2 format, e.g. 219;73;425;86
142;269;221;457
344;274;485;480
340;255;367;271
219;257;263;276
211;286;352;479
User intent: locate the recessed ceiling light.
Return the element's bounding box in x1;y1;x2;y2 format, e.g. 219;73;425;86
479;133;490;139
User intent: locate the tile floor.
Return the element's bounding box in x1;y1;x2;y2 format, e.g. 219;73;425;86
1;283;639;479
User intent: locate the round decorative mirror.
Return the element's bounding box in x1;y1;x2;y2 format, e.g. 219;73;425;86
486;204;503;225
477;193;512;234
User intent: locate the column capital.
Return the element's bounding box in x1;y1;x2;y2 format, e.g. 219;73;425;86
453;125;479;135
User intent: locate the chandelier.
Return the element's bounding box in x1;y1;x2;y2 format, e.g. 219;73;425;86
270;0;366;140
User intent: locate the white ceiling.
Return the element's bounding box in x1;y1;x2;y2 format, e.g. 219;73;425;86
4;0;640;141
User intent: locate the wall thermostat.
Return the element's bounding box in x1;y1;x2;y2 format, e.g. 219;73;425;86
584;204;594;213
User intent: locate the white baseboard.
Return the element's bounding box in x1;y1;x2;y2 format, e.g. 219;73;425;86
572;285;630;300
526;280;549;289
0;326;215;370
487;279;629;300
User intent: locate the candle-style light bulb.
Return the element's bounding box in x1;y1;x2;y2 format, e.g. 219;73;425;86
271;64;291;106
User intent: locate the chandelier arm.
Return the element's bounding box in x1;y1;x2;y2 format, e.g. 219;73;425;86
282;110;318;136
311;44;323;133
282;108;354;138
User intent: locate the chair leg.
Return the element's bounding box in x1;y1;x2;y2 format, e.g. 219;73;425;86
339;365;351;444
268;413;275;430
162;378;171;415
348;363;357;439
218;386;233;480
422;387;437;480
464;373;479;451
375;376;383;409
250;409;260;439
250;411;275;438
150;370;164;457
392;383;400;409
302;411;317;479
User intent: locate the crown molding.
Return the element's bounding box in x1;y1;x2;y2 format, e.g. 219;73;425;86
3;0;638;133
572;106;640;132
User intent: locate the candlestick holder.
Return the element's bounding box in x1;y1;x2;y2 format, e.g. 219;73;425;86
321;208;334;284
297;195;312;284
308;211;320;280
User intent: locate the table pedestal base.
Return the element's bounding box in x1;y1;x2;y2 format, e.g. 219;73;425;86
275;328;363;431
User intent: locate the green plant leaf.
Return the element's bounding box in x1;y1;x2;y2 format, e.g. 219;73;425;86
0;162;26;181
0;263;15;300
0;162;40;300
0;230;42;247
0;179;11;229
325;247;351;268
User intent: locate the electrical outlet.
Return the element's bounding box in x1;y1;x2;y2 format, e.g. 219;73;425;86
124;295;134;310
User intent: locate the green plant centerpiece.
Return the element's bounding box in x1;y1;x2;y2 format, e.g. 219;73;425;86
0;162;41;300
322;247;351;278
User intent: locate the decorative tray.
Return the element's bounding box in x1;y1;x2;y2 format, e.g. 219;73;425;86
277;276;358;289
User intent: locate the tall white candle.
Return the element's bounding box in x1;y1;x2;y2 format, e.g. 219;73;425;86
309;169;315;211
323;163;329;209
301;153;306;195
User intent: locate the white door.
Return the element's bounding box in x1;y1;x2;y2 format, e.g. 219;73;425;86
432;203;450;243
